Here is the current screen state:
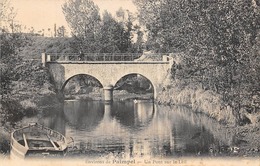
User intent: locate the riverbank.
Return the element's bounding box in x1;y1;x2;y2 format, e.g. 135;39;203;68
0;59;62;156
0;60;61;123
156;81;260;157
0;126;10;156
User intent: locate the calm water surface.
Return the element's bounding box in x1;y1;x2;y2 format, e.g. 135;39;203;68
21;100;234;158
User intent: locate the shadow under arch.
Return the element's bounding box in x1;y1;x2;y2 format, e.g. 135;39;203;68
113;73;155;98
61;73;103;92
63;100;105;132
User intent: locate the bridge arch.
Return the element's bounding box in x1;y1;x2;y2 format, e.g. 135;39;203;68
112;71;160;99
113;73;155;98
61;73;103;92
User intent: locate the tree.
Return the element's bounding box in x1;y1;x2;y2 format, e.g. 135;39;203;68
0;0;19;34
132;25;144;53
99;10;121;53
0;0;18;99
115;8;136;52
57;26;67;37
134;0;260;123
0;0;22;59
62;0;101;52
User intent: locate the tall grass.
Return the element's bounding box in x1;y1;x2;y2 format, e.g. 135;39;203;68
157;81;237;125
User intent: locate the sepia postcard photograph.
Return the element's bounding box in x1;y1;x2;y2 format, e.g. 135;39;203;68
0;0;259;166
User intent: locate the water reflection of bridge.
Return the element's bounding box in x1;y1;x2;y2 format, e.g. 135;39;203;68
63;100;173;157
20;100;234;157
62;100;227;157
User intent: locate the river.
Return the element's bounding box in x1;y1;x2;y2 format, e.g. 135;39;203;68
19;99;237;158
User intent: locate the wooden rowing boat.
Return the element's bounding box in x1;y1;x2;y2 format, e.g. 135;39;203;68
10;123;67;159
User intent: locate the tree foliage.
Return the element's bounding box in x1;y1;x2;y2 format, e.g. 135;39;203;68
0;0;26;99
62;0;141;53
62;0;100;37
99;10;121;53
62;0;101;52
56;26;67;37
134;0;260;119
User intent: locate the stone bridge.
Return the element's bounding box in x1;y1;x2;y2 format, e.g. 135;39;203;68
42;53;173;101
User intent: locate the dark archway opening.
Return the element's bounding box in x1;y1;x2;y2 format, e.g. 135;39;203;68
62;74;103;100
114;74;154;101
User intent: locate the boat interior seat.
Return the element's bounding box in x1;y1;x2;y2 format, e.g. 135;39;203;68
31;131;41;137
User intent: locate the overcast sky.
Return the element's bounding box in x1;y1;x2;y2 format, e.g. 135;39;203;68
10;0;137;35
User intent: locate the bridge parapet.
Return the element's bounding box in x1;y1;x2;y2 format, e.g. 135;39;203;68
42;52;172;65
43;53;142;62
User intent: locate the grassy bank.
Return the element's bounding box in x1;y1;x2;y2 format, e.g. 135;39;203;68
157;81;237;125
156;80;260;156
0;126;10;156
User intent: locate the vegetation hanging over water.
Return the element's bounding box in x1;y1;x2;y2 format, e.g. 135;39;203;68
133;0;260;126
